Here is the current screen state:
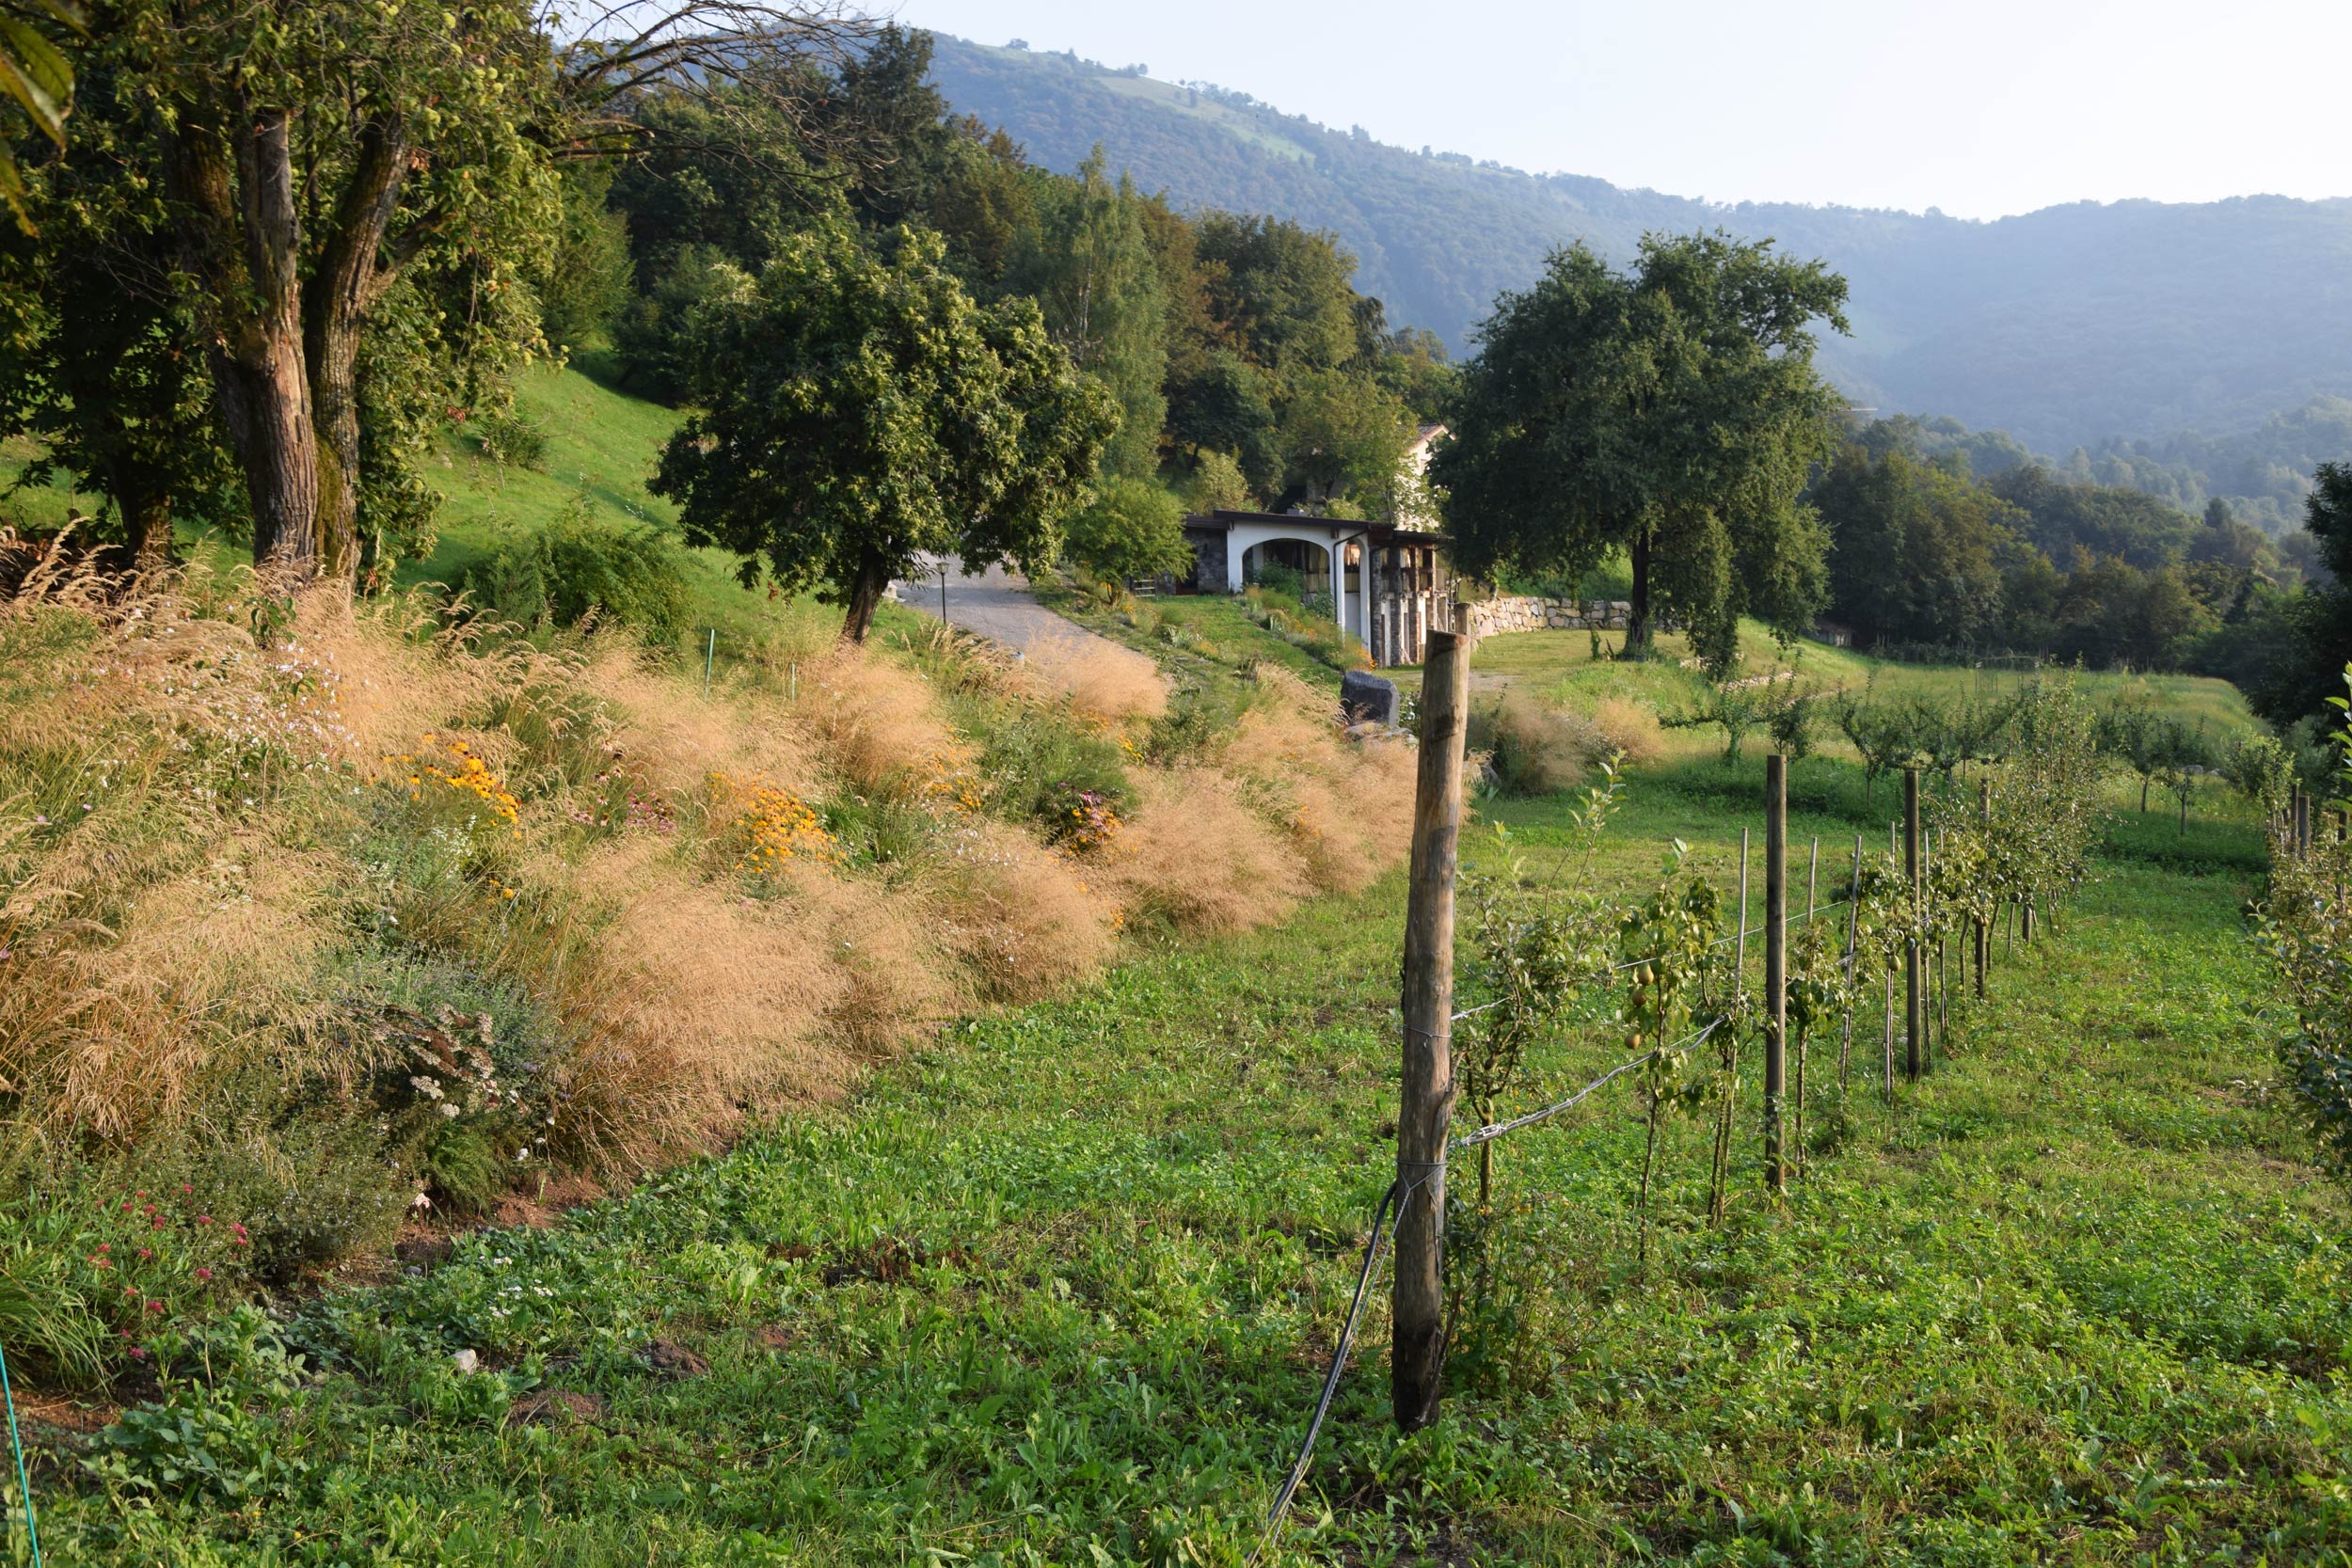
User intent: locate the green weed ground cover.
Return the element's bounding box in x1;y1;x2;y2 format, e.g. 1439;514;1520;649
24;757;2348;1566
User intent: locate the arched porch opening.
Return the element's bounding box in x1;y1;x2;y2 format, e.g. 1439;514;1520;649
1239;536;1336;604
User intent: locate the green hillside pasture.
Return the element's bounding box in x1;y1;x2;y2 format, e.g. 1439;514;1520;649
414;355;844;670
32;778;2347;1565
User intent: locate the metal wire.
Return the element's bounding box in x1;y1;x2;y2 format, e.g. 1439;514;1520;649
0;1333;40;1568
1451;1016;1728;1149
1243;1179;1402;1568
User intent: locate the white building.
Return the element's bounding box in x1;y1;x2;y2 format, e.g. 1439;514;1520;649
1178;510;1454;668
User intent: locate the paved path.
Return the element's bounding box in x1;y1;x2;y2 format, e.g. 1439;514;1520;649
892;558;1129;661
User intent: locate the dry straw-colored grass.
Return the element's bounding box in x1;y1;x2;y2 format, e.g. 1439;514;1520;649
1;565;1422;1221
803;648;971;795
935;818;1117;1002
1025;631;1168;723
1104;768;1312;937
1588;696;1665;768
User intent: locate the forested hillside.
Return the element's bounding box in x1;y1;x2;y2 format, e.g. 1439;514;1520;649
927;36;2352;457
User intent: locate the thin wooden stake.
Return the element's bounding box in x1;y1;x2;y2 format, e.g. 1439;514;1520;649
1838;834;1861;1083
1393;629;1468;1433
1975;782;1991;1000
1764;757;1788;1192
1904;769;1923;1082
1735;829;1751;1003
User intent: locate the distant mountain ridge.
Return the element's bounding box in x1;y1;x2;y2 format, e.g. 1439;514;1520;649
925;35;2352;458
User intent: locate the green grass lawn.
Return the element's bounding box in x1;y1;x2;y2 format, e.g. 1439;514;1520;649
30;752;2345;1566
1428;620;2263;746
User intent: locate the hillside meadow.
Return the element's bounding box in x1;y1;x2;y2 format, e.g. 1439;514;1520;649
14;717;2346;1564
6;362;2341;1568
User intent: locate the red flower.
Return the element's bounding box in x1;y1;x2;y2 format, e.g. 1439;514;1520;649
195;1267;212;1282
88;1257;110;1269
119;1201;133;1212
179;1184;192;1196
96;1243;110;1253
136;1248;152;1260
145;1300;163;1313
127;1347;148;1361
195;1215;212;1226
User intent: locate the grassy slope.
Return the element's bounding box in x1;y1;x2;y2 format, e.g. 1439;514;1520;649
37;751;2346;1564
413;352;854;666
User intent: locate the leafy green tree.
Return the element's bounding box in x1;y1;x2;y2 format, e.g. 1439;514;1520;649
2252;462;2352;726
1193;212;1360;381
1182;449;1254;514
1166;349;1279;490
1062;477;1190;581
1278;368;1411;512
1436;233;1850;670
0;0;79;230
1007;150;1166;479
651;224;1116;642
0;44;238;564
535;164;635;353
119;0;567;576
1813;443;2013;648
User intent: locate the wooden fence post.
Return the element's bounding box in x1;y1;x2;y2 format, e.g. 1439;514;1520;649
1393;628;1469;1433
1904;769;1924;1081
1764;756;1788;1191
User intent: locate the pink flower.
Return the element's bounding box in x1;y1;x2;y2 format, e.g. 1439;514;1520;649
119;1201;133;1212
195;1215;212;1226
230;1223;246;1237
179;1184;192;1196
136;1248;152;1260
145;1300;163;1313
195;1267;212;1281
151;1216;165;1229
96;1243;110;1253
128;1347;148;1361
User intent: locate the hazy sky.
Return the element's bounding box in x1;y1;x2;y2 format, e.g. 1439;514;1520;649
895;0;2350;220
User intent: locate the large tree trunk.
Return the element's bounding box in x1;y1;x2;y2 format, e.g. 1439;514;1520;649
167;104;320;578
1622;524;1654;658
110;460;175;575
304;117;412;578
839;548;894;643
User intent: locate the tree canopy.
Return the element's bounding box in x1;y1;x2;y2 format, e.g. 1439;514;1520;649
1435;232;1849;670
650;224;1116;641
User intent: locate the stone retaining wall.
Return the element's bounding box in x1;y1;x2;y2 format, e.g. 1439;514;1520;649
1464;595;1635;638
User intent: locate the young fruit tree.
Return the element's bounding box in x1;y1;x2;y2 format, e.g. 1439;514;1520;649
1434;232;1850;671
652;223;1117;642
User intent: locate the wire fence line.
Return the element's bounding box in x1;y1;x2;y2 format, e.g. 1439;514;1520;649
1250;818;2070;1556
1247;1011;1734;1564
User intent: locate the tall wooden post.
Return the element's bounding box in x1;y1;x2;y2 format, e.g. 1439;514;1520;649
1393;628;1468;1433
1763;756;1788;1191
1904;769;1924;1081
2295;790;2312;856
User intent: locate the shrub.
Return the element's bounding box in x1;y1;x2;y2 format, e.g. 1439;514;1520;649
1062;477;1193;582
469;407;548;473
1183;449;1253;514
1588;696;1664;767
462;497;692;645
1472;694;1614;795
